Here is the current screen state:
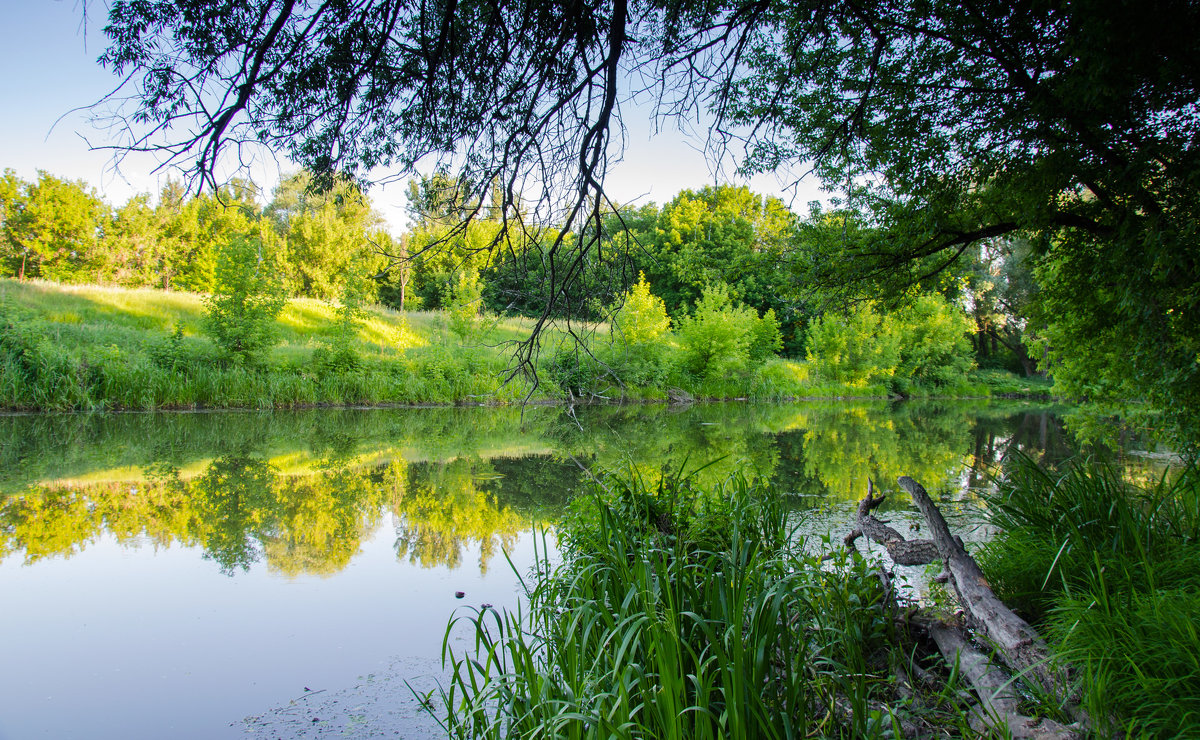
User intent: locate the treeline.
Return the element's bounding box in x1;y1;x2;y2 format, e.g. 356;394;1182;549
0;169;389;299
0;168;1038;384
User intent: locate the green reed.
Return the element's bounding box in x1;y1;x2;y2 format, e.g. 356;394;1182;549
979;453;1200;735
435;467;972;739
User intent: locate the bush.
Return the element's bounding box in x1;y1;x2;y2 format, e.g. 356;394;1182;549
612;272;671;346
806;302;900;387
443;269;484;342
890;294;975;393
677;284;780;379
203;237;287;365
806;295;974;393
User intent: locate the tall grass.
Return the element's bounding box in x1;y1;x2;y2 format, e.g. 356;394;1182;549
978;454;1200;735
435;468;974;738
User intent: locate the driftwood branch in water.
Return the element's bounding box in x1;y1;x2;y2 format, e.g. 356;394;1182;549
846;480;940;565
898;475;1085;728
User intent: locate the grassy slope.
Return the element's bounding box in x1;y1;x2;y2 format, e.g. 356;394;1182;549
0;279;1047;411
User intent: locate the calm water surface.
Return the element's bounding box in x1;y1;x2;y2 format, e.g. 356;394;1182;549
0;401;1104;738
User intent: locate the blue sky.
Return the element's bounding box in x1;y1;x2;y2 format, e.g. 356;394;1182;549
1;1;823;229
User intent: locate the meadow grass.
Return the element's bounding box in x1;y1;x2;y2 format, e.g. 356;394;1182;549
0;279;1039;410
978;454;1200;736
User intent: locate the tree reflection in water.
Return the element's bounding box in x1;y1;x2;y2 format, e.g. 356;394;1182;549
0;402;1132;576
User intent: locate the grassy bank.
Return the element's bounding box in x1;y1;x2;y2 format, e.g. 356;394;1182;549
0;279;1049;411
978;455;1200;736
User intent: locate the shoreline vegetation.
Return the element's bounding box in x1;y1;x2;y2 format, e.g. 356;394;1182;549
0;279;1051;413
437;463;1199;738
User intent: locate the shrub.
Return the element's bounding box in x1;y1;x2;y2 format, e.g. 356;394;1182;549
203;237;287;365
612;272;671;346
890;294;975;393
805;302;900;387
677;284;779;379
806;295;974;393
443;269;484;342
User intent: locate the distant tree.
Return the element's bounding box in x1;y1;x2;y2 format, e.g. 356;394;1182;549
266;171;382;300
373;231;413;311
103;194;161;285
959;239;1039;376
646;185;795;319
1;171;107;282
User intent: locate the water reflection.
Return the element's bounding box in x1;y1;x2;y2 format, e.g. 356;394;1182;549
0;401;1106;576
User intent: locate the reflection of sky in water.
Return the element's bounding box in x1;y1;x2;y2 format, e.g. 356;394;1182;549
0;401;1124;739
0;515;541;739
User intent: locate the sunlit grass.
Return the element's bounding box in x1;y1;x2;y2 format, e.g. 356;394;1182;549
1;279;1047;410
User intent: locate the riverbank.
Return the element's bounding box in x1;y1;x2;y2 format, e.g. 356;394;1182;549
0;279;1053;411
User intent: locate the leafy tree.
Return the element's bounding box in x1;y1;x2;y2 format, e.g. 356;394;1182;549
203;236;288;365
677;284;780;379
1;171;107;282
806;303;901;388
890;294;976;394
611;272;670;347
171;180;264;293
373;231;414;310
645;185;794;318
103;194;162;285
266;171;382;300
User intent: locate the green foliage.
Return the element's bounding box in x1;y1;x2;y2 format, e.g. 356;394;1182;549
677;284;780;379
443;269;484;342
436;467;965;738
890;294;976;394
203;237;288;365
267;171;383;300
978;455;1200;735
611;272;671;347
806;303;900;388
806;296;974;394
645;185;794;316
1;170;107;283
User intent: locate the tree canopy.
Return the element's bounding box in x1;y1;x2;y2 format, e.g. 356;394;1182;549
96;0;1200;442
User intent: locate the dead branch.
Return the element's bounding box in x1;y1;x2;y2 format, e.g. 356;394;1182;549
898;475;1088;729
850;479;940;565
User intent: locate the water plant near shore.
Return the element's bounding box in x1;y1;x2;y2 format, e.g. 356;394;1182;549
978;454;1200;736
435;468;977;738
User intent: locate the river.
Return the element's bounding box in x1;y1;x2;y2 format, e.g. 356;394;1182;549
0;400;1113;738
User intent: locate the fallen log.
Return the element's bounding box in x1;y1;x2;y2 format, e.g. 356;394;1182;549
898;476;1084;725
928;622;1074;739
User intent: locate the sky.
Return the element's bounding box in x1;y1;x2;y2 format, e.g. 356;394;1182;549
1;0;825;231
